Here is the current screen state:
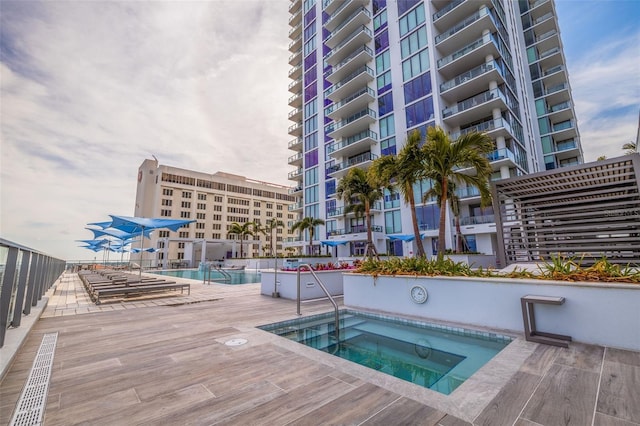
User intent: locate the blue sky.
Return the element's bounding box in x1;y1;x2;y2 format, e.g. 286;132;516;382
1;0;639;260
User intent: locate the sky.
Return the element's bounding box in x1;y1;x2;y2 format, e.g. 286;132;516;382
1;0;639;261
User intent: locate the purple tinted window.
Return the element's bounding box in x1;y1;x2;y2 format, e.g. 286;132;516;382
304;23;316;39
397;0;420;16
375;31;389;54
324;78;331;90
326;181;336;198
378;92;394;116
373;0;387;14
323;27;330;41
322;11;330;24
304;53;316;69
304;66;317;87
404;72;432;104
381;144;396;156
324;97;333;107
324;115;332;125
305;149;318;168
406;97;434;128
304;83;317;101
323;43;331;56
304;7;316;27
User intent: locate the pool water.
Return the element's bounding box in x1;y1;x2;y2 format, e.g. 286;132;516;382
152;269;261;284
259;310;512;395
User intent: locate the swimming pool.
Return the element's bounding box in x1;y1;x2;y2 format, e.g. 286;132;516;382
152;269;261;285
259;310;512;395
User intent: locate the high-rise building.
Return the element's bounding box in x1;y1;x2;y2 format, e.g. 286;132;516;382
285;0;583;258
134;159;299;267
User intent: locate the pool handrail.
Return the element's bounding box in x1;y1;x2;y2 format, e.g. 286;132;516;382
296;263;340;342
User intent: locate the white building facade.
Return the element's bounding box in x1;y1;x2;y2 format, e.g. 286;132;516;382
286;0;583;259
134;159;299;268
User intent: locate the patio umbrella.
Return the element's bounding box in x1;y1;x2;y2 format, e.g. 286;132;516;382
108;215;195;275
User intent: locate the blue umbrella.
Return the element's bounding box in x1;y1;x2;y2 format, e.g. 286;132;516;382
108;215;195;275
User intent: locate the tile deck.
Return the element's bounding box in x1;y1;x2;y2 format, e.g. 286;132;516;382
1;272;638;425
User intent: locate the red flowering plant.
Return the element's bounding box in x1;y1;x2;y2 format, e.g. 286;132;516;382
280;259;362;272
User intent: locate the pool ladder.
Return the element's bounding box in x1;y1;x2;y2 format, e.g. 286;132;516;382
296;263;340;342
201;263;231;284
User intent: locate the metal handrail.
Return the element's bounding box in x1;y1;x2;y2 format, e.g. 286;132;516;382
297;263;340;342
215;266;232;282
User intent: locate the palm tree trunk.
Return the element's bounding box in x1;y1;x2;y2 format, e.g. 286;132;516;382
438;178;448;261
309;228;314;256
364;205;378;259
408;186;425;257
455;215;463;253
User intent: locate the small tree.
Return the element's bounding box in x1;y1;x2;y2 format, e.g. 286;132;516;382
423;126;493;261
227;222;255;258
336;167;383;259
291;217;325;255
622;142;638;155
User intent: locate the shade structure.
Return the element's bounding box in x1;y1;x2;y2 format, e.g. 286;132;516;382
85;227;151;240
387;234;416;242
108;215;195;275
87;221;112;229
320;241;348;247
131;247;158;253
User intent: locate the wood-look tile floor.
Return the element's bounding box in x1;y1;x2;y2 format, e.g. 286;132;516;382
1;274;638;425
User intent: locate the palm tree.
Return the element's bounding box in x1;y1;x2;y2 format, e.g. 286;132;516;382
291;217;325;255
336;167;383;259
227;222;255;258
622;142;637;155
257;219;284;256
369;130;428;257
423;126;493;261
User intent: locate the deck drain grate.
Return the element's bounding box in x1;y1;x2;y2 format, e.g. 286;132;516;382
10;332;58;426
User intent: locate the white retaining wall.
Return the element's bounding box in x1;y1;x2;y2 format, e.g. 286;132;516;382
343;274;640;351
260;270;344;300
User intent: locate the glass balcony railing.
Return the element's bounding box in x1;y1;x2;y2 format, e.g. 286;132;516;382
288;186;303;194
325;108;376;134
325;26;372;61
556;139;577;151
324;86;375;116
438;33;495;68
326;7;370;43
324;65;375;98
288;152;303;163
539;46;559;59
326;45;373;79
328;225;383;236
440;60;503;92
548;101;570;113
288;168;303;179
435;6;491;45
545;82;568;95
459;215;496;226
544;65;564;76
288;202;303;211
443;87;504;117
327;129;378;154
455;186;481;199
326;152;378;174
288;122;302;133
486;148;516;163
433;0;464;21
552;120;574;132
534;11;553;25
288;137;302;149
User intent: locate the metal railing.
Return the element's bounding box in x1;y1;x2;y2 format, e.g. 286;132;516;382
297;263;340;341
0;238;65;348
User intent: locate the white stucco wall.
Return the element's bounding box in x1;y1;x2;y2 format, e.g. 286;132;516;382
261;270;344;300
343;274;640;351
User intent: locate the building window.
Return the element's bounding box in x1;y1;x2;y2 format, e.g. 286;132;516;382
181;201;191;208
197;203;206;210
400;26;427;59
161;199;172;206
378;92;394;116
214;195;223;202
385;210;402;233
160;209;171;217
379;114;395;138
196;222;205;229
196;213;205;219
398;3;425;35
405;97;434;128
404;71;432;104
179;231;189;238
254;201;261;207
162;188;173;196
266;203;273;209
158;231;170;238
197;193;207;200
195;232;205;239
402;49;429;81
377;70;392;95
373;9;387;32
182;191;192;198
381;137;396;156
177;252;184;260
212;214;222;221
213;205;222;211
180;211;191;218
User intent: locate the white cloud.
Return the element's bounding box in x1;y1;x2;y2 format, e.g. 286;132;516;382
1;1;292;259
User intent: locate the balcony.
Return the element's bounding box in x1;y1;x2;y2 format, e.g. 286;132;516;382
288;77;302;94
542;100;572;122
288;121;303;137
440;60;506;102
324;86;375;120
325;7;371;49
327;202;382;218
288;35;302;53
455;186;481;199
326;151;378;179
324;0;367;31
327;225;383;237
288;92;302;108
288;8;302;26
450;116;524;146
324;65;375;102
288;185;303;195
442;87;510;127
289;48;302;66
325;25;372;67
486;147;517;168
289;0;301;14
327;129;378;158
288;152;303;166
435;6;497;54
459;214;496;226
288;107;302;122
326;45;374;83
437;33;501;78
555;138;577;152
539;82;570;106
289;22;302;40
288;201;303;212
288;136;302;151
325;108;376;140
288;168;303;180
289;62;302;79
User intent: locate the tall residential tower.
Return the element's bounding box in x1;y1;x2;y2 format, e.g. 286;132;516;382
286;0;583;258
